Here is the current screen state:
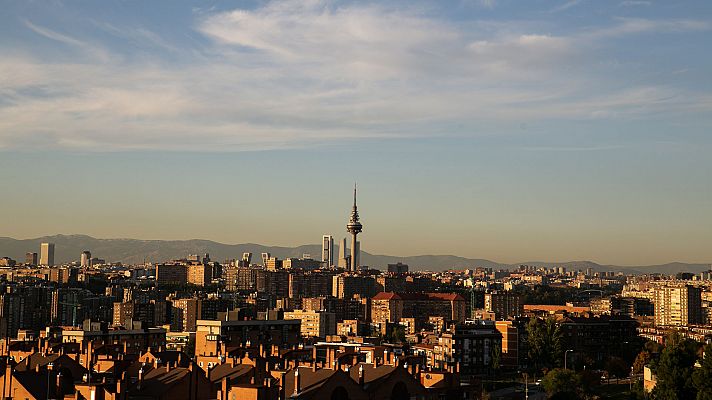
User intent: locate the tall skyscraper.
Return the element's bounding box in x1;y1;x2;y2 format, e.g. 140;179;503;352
346;184;363;271
40;242;55;266
239;252;252;267
80;250;91;268
261;252;271;267
337;237;349;269
322;235;334;267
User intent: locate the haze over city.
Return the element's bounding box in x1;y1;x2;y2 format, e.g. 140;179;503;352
2;0;711;265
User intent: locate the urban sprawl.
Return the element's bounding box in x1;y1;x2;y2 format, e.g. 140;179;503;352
0;192;710;399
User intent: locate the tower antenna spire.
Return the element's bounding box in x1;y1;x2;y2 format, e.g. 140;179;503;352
346;183;363;271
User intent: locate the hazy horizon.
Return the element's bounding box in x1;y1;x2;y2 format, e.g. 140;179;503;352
2;232;709;267
1;1;711;265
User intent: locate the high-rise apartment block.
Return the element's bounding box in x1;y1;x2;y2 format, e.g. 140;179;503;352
371;292;467;329
171;298;202;332
654;284;702;326
283;310;336;338
332;275;376;299
155;263;188;286
387;262;409;274
225;266;258;291
265;257;282;271
187;263;213;286
261;253;271;266
113;301;134;327
40;242;55;266
484;291;523;320
240;252;252;267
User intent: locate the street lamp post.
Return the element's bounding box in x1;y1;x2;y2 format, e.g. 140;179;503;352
564;349;573;370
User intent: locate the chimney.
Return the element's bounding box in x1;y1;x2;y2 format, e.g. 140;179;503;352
293;368;300;396
116;372;125;394
137;364;145;390
221;377;228;400
56;371;63;399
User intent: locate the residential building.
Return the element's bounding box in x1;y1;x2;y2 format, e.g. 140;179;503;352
284;310;336;338
171;298;202;332
654;284;702;326
484;291;523;320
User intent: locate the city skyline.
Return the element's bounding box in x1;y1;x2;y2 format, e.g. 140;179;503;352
1;1;711;265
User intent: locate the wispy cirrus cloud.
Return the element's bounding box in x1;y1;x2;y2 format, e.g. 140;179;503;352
0;1;710;151
620;0;651;6
23;19;87;47
549;0;584;13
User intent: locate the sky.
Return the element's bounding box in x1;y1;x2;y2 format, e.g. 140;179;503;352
1;0;711;265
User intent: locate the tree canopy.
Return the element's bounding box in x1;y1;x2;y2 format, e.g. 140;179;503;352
527;317;563;372
651;335;701;400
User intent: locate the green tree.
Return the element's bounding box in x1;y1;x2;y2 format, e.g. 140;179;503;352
693;344;712;400
490;342;501;372
633;350;652;374
386;324;406;344
652;337;700;400
527;317;563;372
542;368;581;399
645;340;664;355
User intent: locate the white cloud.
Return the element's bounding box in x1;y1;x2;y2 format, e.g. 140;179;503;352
550;0;584;13
619;1;651;6
586;17;710;39
23;19;88;47
0;3;710;151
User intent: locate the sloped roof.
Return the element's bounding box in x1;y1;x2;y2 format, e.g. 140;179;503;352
208;363;253;383
372;292;465;301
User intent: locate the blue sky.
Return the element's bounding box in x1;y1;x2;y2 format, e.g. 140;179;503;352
1;0;710;265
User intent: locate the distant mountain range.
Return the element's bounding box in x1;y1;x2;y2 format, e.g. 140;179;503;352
0;234;709;275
